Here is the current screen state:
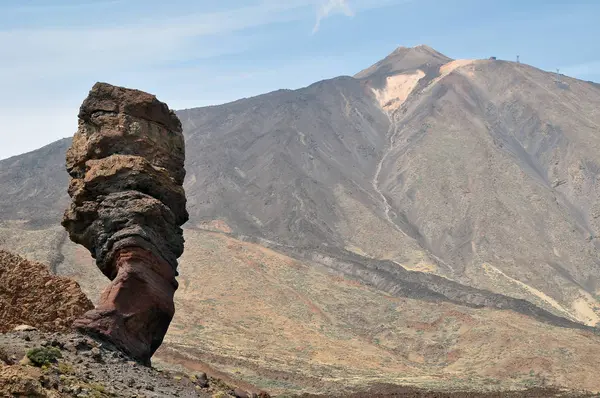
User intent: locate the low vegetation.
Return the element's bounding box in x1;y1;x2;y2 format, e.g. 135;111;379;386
26;346;62;366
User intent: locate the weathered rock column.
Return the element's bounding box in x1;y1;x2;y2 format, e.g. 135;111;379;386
62;82;188;365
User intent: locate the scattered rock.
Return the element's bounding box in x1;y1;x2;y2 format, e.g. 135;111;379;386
42;339;64;349
13;325;37;332
90;347;102;362
0;347;11;365
1;330;235;397
234;388;250;398
196;372;209;388
0;365;46;397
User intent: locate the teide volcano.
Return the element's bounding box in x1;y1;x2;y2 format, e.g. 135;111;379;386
176;45;600;327
2;45;600;395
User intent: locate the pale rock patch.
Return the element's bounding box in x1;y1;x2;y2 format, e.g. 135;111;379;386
372;70;425;112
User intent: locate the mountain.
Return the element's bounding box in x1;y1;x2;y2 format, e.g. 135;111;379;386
176;45;600;328
2;45;600;395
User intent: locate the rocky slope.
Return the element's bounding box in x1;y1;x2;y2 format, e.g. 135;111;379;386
0;328;269;397
2;45;600;395
0;249;268;398
152;230;600;395
177;46;600;328
0;250;93;333
365;51;600;327
153;46;600;327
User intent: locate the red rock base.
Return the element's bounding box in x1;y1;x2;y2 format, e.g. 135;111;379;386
72;247;178;365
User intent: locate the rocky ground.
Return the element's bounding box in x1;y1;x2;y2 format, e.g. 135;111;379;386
295;384;600;397
0;250;93;333
298;385;598;398
0;328;267;398
1;246;599;397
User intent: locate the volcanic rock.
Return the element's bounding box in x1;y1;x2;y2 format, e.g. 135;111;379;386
62;82;188;364
0;250;93;333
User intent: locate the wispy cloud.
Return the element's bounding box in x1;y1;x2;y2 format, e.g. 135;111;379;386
0;0;407;159
311;0;408;34
0;3;303;79
0;1;310;159
312;0;354;34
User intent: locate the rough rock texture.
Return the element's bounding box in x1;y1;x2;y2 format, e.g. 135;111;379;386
61;82;188;364
296;385;598;398
0;250;93;333
0;330;240;397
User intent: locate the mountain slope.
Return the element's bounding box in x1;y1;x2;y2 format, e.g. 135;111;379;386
178;76;391;248
374;59;600;325
2;45;600;394
154;229;600;395
0;138;71;225
1;47;599;325
178;47;600;326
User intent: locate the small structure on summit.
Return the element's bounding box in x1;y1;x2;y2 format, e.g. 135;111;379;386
62;82;188;365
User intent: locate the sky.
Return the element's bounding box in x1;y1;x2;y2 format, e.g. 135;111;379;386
1;0;599;160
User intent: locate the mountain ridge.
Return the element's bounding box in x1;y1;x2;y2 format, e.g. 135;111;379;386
2;45;600;394
2;47;600;325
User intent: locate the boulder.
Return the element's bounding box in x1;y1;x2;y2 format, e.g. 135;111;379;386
13;325;37;332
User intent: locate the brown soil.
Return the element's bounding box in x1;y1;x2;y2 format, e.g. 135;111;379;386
296;383;599;397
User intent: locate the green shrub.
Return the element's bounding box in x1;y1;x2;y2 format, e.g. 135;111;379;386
26;347;62;366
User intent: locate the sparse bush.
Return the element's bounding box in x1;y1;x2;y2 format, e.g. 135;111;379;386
57;362;75;374
26;346;62;366
89;382;106;393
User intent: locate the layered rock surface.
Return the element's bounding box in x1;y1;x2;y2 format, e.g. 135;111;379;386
0;250;93;333
61;82;188;364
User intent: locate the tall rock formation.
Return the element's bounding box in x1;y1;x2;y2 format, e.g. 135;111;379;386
61;82;188;364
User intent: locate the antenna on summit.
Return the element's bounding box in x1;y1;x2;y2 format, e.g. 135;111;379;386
516;55;520;64
554;68;569;89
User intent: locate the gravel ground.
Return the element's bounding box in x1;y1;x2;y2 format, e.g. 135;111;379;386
0;328;264;398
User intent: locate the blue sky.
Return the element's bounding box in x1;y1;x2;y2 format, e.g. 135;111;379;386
1;0;599;159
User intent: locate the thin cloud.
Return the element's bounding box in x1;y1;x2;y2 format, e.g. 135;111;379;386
312;0;355;34
0;3;305;81
0;1;309;159
0;0;407;159
311;0;408;34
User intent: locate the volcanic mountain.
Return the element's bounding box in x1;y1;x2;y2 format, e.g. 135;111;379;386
2;45;600;395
